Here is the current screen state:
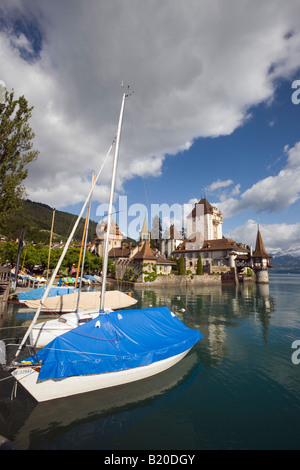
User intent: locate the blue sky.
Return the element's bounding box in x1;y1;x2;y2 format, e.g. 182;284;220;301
1;1;300;255
119;77;300;252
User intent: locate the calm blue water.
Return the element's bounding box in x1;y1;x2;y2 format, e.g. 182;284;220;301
0;273;299;450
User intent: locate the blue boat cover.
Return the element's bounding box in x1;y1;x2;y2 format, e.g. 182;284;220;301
24;307;202;381
84;274;98;282
18;286;75;301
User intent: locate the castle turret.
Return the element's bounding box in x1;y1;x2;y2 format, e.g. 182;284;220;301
252;227;272;283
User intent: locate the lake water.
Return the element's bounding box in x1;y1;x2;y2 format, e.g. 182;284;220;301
0;273;300;450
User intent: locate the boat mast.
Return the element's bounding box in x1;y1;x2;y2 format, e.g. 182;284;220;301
100;91;127;312
46;210;55;282
12;140;116;363
75;173;95;313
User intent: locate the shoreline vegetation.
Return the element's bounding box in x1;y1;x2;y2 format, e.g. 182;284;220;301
1;200;299;284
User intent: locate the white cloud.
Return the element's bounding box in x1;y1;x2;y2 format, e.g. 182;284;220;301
10;32;33;55
231;184;241;196
207;179;234;192
1;0;300;207
228;219;300;255
218;142;300;218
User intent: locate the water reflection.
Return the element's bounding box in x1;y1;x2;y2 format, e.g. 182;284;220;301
132;281;275;367
0;280;278;449
4;351;200;449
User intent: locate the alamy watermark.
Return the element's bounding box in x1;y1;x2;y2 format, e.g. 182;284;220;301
291;340;300;365
95;196;205;246
291;80;300;104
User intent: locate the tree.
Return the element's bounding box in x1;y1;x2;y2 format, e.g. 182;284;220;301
196;254;203;275
178;255;185;275
0;241;18;265
0;86;39;231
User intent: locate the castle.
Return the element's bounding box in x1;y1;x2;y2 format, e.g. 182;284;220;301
90;198;272;283
169;198;272;283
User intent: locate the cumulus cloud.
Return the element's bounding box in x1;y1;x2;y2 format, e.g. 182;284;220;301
207;179;234;192
1;0;300;207
218;142;300;218
228;219;300;255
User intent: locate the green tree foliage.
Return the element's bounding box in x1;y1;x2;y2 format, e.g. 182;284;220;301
0;241;103;274
178;255;185;275
0;88;39;230
0;241;18;265
196;254;203;275
1;199;98;244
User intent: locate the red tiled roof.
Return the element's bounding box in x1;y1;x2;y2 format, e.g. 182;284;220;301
174;237;249;253
132;241;175;264
132;241;157;260
108;247;131;258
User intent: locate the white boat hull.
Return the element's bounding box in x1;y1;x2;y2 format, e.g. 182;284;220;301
29;310;109;348
12;349;191;402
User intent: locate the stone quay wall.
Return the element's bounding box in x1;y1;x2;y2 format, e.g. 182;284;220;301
133;273;221;287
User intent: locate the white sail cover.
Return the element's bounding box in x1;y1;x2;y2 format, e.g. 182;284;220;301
23;290;137;312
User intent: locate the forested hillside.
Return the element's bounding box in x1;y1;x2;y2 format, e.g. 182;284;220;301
1;199;98;244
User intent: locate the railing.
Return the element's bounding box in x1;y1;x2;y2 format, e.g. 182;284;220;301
0;266;11;281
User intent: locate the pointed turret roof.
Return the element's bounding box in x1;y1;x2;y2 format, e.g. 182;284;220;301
141;217;149;233
252;229;272;259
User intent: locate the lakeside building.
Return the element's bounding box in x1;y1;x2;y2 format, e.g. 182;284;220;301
90;220;123;258
173;236;250;274
252;226;272;283
161;224;182;258
115;241;175;282
187;197;223;240
171;198;250;273
89;197;271;283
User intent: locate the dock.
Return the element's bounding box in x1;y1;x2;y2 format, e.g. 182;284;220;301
0;267;11;317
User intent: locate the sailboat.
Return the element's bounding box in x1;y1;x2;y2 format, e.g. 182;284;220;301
4;90;202;402
27;290;137;349
21;168;137;349
23;286;137;314
20;189;136;315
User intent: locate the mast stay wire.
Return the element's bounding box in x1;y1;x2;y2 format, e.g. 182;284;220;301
12;135;117;363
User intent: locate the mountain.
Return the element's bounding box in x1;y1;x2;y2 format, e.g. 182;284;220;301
1;199;98;244
271;254;300;274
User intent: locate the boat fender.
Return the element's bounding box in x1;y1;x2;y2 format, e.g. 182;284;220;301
95;320;101;328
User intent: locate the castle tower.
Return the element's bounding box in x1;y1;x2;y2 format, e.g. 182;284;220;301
188;197;223;240
252;226;272;283
93;219;122;258
161;224;182;258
